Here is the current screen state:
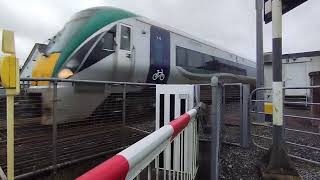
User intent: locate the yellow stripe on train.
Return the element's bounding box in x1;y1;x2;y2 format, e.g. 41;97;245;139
31;53;60;86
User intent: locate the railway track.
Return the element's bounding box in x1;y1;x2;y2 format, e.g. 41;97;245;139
0;119;151;176
0;88;156;178
251;123;320;164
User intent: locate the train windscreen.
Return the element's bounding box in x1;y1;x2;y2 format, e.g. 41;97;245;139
45;10;97;54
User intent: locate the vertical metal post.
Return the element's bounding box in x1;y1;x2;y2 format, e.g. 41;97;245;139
256;0;265;123
240;84;250;148
155;156;159;180
147;164;151;180
52;81;58;177
122;84;126;126
271;0;284;147
7;94;14;180
210;77;223;180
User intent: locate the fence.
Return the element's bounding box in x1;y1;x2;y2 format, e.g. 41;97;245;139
250;85;320;165
76;105;201;180
0;78;157;179
197;81;251;180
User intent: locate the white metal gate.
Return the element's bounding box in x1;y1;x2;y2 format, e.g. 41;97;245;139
156;85;198;179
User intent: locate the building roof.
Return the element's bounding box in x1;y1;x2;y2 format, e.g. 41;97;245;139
264;51;320;63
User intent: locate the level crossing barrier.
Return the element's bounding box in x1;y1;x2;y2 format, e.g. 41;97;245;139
76;105;202;180
250;85;320;165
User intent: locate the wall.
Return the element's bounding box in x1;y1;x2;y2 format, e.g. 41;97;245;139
264;54;320;101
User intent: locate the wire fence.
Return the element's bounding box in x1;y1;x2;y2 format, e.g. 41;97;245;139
0;79;156;179
3;78;320;179
198;84;247;144
250;85;320;165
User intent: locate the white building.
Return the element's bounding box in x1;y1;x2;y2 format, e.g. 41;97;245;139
264;51;320;102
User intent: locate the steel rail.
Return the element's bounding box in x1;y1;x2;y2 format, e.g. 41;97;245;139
251;122;320;136
251;111;320;122
253;141;320;166
15;147;127;180
251;99;320;105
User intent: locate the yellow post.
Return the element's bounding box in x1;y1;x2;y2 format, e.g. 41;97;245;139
1;29;19;180
7;92;14;180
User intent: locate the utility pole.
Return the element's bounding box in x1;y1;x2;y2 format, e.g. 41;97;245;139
271;0;283;151
259;0;306;178
262;1;299;178
256;0;265;123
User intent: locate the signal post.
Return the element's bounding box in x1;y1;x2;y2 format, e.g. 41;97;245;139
0;30;20;180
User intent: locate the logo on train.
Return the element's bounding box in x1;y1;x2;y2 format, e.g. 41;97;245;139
152;69;165;81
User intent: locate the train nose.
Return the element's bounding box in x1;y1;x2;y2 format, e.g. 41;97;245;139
32;53;60;85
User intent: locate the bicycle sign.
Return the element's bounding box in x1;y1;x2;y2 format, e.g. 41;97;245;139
152;69;165;81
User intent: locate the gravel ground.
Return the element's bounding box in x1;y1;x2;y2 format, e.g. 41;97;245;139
251;123;320;163
219;143;263;180
219;125;320;179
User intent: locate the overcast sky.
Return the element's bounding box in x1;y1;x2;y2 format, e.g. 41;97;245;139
0;0;319;64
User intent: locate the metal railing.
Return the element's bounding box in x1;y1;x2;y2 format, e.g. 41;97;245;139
76;105;201;180
222;83;250;147
0;78;157;179
250;85;320;165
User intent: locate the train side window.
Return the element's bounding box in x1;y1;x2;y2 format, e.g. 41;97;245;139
64;33;101;72
187;49;202;67
79;26;117;71
176;46;246;75
102;32;116;51
176;47;187;66
120;25;131;51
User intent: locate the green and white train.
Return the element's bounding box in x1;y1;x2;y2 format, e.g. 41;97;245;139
20;7;256;124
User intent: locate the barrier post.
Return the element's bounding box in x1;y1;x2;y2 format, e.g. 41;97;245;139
6;95;14;180
52;81;58;177
122;84;126;126
255;0;265;123
240;84;250;148
210;77;223;180
0;30;20;180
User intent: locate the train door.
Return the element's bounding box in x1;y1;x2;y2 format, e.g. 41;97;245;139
115;23;133;81
147;26;170;84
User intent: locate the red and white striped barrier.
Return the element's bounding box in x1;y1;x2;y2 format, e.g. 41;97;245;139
76;107;198;180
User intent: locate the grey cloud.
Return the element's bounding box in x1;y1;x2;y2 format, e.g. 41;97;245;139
0;0;319;63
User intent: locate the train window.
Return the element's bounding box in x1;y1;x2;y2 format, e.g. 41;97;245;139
80;26;117;71
120;25;131;51
64;34;101;72
176;46;246;75
176;47;187;66
103;32;116;51
187;49;203;67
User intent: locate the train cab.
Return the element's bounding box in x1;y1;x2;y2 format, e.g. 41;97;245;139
29;7;137;83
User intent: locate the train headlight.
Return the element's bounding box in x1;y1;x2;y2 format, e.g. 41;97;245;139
58;68;73;79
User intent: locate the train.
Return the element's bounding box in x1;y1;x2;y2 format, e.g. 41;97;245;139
20;7;256;124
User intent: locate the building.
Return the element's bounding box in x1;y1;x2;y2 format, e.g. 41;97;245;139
264;51;320;103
